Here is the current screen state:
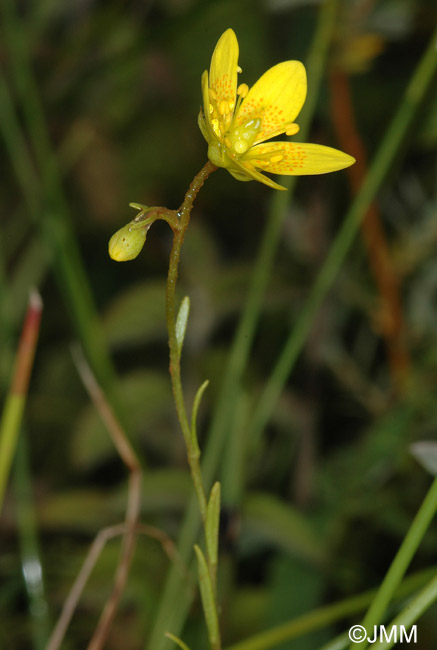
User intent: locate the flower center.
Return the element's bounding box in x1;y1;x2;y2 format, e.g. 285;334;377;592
225;118;262;156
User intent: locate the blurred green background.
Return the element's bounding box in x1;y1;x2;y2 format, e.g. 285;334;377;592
1;0;437;648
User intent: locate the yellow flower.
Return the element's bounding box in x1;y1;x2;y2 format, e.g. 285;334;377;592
198;29;355;190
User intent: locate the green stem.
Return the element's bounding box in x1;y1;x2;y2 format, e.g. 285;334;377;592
224;567;435;650
356;477;437;646
164;161;221;649
147;4;340;647
367;572;437;650
166;161;216;522
167;224;207;520
0;394;26;510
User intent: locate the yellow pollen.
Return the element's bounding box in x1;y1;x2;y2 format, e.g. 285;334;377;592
224;136;232;148
285;123;300;136
237;83;249;98
237;65;242;73
270;154;283;163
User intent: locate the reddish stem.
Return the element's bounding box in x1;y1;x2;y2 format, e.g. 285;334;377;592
330;68;410;391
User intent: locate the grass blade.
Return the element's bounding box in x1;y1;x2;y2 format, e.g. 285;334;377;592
0;290;42;512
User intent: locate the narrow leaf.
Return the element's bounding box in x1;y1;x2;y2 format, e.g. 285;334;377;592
191;379;209;455
165;632;191;650
175;296;190;357
206;482;221;569
194;544;220;645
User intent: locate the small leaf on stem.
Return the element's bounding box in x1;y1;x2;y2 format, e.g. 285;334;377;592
129;202;149;211
206;482;221;570
194;545;220;646
190;379;209;456
175;296;190;358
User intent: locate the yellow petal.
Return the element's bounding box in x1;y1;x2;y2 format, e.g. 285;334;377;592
235;61;307;144
228;157;287;190
209;29;239;111
246;142;355;175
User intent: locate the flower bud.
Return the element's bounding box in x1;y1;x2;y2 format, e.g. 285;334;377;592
108;223;148;261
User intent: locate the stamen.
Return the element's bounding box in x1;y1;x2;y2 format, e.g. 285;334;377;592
237;83;249;98
237;65;242;73
270;154;283;163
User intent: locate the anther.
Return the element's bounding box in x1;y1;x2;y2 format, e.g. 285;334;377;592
270;154;283;163
237;83;249;98
285;123;300;136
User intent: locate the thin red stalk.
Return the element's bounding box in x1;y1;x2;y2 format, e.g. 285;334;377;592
47;523;188;650
11;289;43;396
70;347;142;650
0;289;43;510
329;68;410;391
